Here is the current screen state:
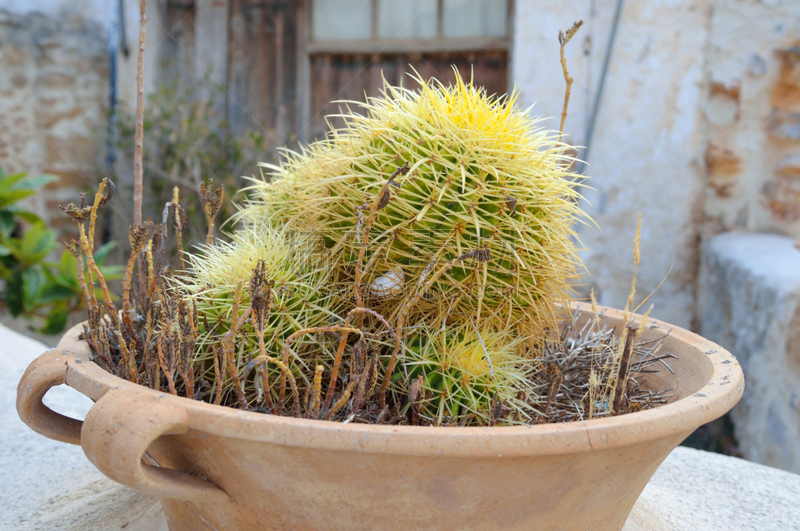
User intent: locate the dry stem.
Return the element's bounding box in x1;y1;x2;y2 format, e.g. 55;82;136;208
354;163;409;309
133;0;147;224
280;325;363;413
613;322;638;413
558;20;583;143
310;365;324;419
325;306;396;410
223;280;250;409
378;247;489;408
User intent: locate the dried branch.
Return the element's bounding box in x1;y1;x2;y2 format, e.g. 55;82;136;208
310;365;324;419
133;0;147;224
378;247;489;408
613;323;638;413
157;336;177;395
324;306;396;410
223;280;250;409
355;163;409;308
123;221;152;333
280;325;363;413
249;260;276;413
248;356;302;418
201;180;224;246
558;20;583;143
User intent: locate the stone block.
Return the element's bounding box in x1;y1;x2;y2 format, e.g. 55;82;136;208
698;231;800;473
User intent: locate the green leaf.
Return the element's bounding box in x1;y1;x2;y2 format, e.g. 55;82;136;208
15;211;44;225
55;249;77;277
5;269;23;316
18;223;55;264
40;305;69;335
0;189;35;210
38;283;76;304
22;266;46;312
0;211;15;238
0;245;10;257
0;171;31;190
99;264;124;281
16;173;57;190
93;241;116;266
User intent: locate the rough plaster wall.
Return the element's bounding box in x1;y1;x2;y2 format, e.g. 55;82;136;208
0;10;108;229
513;0;709;329
702;0;800;238
511;1;621;147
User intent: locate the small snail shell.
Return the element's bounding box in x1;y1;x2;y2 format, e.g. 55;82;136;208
370;268;405;299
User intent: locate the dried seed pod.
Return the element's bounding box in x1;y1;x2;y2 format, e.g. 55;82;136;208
201;180;224;221
129;220;153;252
249;260;275;335
59;203;92;224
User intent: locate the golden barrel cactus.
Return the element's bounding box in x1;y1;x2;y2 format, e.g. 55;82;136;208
241;72;587;340
175;222;340;405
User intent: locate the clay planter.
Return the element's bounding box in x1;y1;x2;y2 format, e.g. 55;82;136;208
17;303;743;530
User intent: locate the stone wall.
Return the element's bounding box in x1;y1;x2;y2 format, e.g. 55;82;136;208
698;232;800;473
513;0;800;472
0;9;107;229
0;0;163;232
512;0;800;330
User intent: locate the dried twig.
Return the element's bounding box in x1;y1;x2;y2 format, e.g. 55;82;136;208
613;323;639;413
325;306;396;410
280;325;363;413
133;0;147;224
223;280;250;409
379;247;490;408
249;261;276;413
201;180;224;246
558;20;583;143
354;163;409;310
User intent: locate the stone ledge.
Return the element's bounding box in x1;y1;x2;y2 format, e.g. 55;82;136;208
3;323;799;530
698;231;800;472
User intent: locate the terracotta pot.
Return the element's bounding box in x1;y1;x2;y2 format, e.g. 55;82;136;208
17;303;743;530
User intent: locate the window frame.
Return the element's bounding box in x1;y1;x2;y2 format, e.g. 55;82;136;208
306;0;514;54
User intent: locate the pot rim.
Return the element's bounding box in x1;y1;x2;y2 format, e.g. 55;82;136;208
57;302;743;458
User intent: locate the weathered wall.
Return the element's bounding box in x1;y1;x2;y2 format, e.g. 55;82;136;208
513;0;710;329
0;9;108;229
0;0;163;229
514;0;800;472
702;1;800;238
513;0;800;330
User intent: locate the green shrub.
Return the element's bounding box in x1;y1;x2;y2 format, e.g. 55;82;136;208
0;168;122;333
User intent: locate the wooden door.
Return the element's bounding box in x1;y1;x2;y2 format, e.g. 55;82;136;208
309;50;508;139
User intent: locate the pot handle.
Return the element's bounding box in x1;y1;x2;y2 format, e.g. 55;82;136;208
16;349;83;445
80;388;230;505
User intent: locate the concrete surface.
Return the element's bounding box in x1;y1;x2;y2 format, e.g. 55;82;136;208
698;231;800;473
2;323;799;530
